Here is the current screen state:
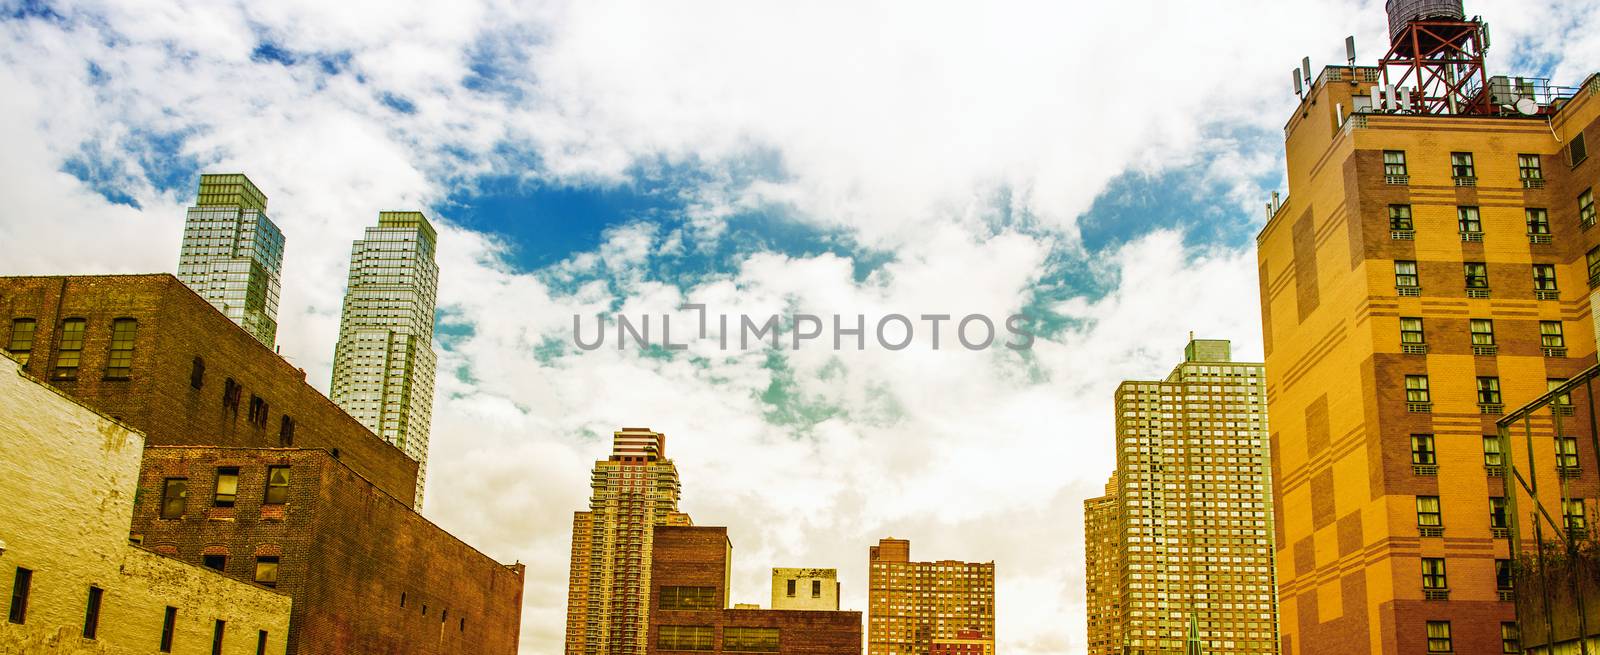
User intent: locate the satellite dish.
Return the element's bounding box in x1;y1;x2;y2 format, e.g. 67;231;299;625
1515;97;1539;116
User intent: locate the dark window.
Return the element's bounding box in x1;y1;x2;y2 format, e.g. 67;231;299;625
1395;261;1419;288
160;606;177;652
1519;154;1543;180
54;318;86;379
657;625;715;651
1416;496;1442;527
278;416;294;446
106;318;137;378
247;395;269;428
223;378;242;412
1422;557;1448;590
1427;621;1452;653
161;478;187;519
1469;319;1495;345
254;556;279;587
1452;152;1476;179
8;567;31;624
659;586;717;611
1496;560;1514;591
7;318;35;365
1458;207;1482;234
1503;622;1521;654
401;592;407;607
1400;317;1424;345
1477;377;1502;405
264;466;290;505
1491;497;1509;529
724;627;781;652
1411;435;1437;466
1573;133;1589;167
82;586;103;639
190;357;205;389
1542;321;1567;348
1464;262;1489;289
257;630;268;655
1405;375;1431;403
785;579;795;597
1384;150;1408;176
1389;205;1414;230
1527;208;1550;234
1557;437;1580;470
811;580;822;598
1534;265;1558;291
203;554;227;571
212;619;225;655
214;467;239;507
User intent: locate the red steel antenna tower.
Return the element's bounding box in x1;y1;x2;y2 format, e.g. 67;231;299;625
1379;0;1491;115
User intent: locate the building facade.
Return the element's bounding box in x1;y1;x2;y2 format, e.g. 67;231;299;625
330;211;440;506
772;568;840;611
866;538;995;655
0;354;292;654
931;630;994;655
648;526;861;655
176;173;284;349
1083;474;1121;655
567;428;688;655
0;274;419;505
1101;339;1278;655
1257;25;1600;655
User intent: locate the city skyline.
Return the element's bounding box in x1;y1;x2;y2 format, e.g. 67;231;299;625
2;1;1599;654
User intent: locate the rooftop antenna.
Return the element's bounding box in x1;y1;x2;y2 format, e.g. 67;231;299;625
1293;68;1304;98
1346;36;1357;66
1302;57;1313;89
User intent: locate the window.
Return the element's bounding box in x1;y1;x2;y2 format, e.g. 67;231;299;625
1491;497;1509;529
1416;496;1442;527
214;467;239;507
161;478;187;519
1452;152;1476;179
6;318;34;365
264;466;290;504
786;579;796;597
1469;319;1495;345
278;416;295;446
223;378;242;412
657;625;715;651
254;556;279;587
1389;205;1414;230
203;554;227;571
248;395;269;428
82;586;103;639
724;627;781;653
1484;437;1505;467
1400;318;1425;345
212;619;226;655
1396;261;1420;288
190;357;205;389
8;567;31;624
1574;133;1590;167
106;318;137;378
1496;560;1514;591
1557;437;1580;470
54;318;86;378
1464;262;1489;289
257;631;269;655
1542;322;1567;348
1549;379;1572;407
1527;208;1550;235
1384;150;1408;176
1477;377;1502;405
1422;557;1448;590
659;586;717;610
1564;498;1587;532
1502;622;1521;654
1406;375;1431;403
1427;622;1453;653
1458;207;1482;233
1520;154;1543;180
812;580;822;598
1411;435;1437;466
1533;265;1558;292
160;606;177;652
1582;189;1596;228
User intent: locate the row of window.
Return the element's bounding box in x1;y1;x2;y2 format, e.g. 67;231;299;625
7;566;271;654
658;625;780;652
1413;494;1586;534
1401;374;1576;413
1411;434;1576;472
196;359;297;444
783;579;824;598
1398;317;1565;352
1382;146;1587;185
6;317;137;379
1390;260;1575;298
160;466;292;519
1424;620;1520;654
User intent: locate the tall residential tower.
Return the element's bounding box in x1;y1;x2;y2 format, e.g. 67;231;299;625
1091;338;1279;655
867;538;995;655
176;173;284;348
330;211;440;506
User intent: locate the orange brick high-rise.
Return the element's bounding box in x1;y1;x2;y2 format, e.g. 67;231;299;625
867;538;994;655
1255;2;1599;654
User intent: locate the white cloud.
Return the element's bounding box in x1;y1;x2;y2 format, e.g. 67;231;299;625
1;2;1597;654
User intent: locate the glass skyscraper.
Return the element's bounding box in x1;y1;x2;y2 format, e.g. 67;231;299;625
176;174;285;348
330;211;440;506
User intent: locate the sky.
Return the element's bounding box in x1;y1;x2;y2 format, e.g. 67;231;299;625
1;0;1597;653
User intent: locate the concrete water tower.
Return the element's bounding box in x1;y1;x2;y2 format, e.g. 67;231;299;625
1379;0;1491;115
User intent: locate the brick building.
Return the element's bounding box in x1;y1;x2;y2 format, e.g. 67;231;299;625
647;525;861;655
930;630;992;655
1082;475;1120;655
130;446;525;654
0;274;418;504
867;539;994;655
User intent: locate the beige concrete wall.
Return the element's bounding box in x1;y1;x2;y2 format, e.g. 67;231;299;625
770;568;838;611
0;354;291;654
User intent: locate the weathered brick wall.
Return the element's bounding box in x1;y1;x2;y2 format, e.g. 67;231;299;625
0;274;419;505
131;447;525;655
